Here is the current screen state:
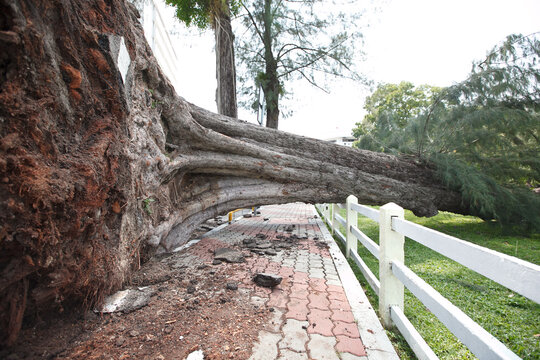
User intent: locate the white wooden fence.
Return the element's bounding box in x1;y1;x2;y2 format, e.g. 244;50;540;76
316;197;540;360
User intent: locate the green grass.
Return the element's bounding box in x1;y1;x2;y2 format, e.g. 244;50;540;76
328;207;540;360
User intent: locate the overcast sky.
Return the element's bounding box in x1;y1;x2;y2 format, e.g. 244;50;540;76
164;0;539;140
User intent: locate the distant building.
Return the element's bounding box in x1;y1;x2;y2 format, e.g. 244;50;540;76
131;0;180;90
325;136;356;147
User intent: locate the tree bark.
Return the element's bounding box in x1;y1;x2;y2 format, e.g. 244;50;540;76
0;0;468;345
213;3;237;118
263;65;280;129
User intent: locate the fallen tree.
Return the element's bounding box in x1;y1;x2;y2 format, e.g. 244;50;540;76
0;0;468;346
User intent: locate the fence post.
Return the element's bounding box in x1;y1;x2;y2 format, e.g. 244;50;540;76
331;203;338;235
324;204;330;225
346;195;358;258
379;202;405;328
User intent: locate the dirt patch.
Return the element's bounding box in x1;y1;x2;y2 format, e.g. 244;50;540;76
1;235;273;359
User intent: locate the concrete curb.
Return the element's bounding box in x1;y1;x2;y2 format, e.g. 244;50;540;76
311;205;400;360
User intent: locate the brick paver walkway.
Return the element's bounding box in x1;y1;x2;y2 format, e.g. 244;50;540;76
190;203;398;360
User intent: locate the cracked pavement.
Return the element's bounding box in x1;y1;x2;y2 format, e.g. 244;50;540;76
194;203;397;360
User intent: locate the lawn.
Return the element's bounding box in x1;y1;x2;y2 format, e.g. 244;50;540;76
328;207;540;359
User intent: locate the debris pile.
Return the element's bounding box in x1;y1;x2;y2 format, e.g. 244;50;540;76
241;232;309;256
213;248;245;263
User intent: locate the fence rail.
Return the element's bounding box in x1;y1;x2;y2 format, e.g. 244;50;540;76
392;217;540;303
350;225;379;259
316;198;539;360
335;213;347;228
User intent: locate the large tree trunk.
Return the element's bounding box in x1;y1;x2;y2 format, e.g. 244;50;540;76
0;0;468;346
214;3;237;118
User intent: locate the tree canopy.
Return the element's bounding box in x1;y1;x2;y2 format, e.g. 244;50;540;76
352;82;441;152
353;33;540;230
165;0;241;30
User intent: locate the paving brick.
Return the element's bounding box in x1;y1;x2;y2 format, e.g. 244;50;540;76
327;291;348;302
324;268;339;277
266;264;282;273
291;271;309;284
327;284;346;295
286;298;309;321
307;334;339;360
309;278;327;292
290;283;309;299
331;309;355;323
278;349;308;360
325;274;340;282
335;335;367;357
309;269;326;279
333;321;360;338
322;258;335;265
308;292;330;310
252;266;268;273
267;289;289;309
307;309;334;337
329;299;351;311
264;308;284;333
282;260;296;268
326;279;342;286
278;319;309;352
249;331;282;360
278;266;295;278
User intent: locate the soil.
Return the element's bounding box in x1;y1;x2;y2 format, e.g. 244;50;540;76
0;220;274;360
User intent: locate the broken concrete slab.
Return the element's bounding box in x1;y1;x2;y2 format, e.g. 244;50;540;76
214;247;245;263
254;242;272;249
98;287;156;313
253;273;282;288
186;350;204;360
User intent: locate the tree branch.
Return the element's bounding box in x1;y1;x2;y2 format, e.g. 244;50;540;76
241;3;265;44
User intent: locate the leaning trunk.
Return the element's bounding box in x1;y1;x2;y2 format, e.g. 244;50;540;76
0;0;469;345
214;5;237;118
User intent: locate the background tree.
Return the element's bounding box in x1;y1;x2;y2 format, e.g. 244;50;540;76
352;82;441;152
237;0;363;129
353;33;540;230
166;0;241;117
